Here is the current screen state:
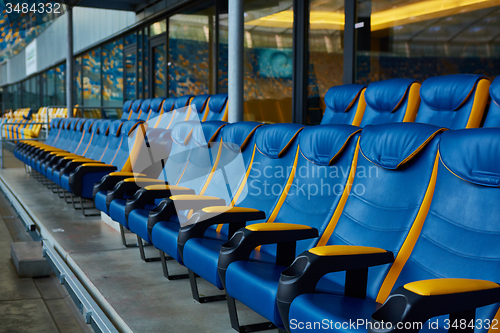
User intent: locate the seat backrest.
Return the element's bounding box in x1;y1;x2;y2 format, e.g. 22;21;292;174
45;118;62;146
360;79;420;127
321;84;367;126
129;100;143;120
99;119;128;164
219;124;304;232
154;97;177;129
111;119;146;171
55;118;78;149
201;121;263;203
264;124;361;257
121;100;133;119
203;93;228;122
137;99;152;121
156;121;200;184
322;123;445;302
87;119;113;160
188;95;210;120
168;95;194;127
482;76;500;128
416;74;490;129
145;97;165;123
386;128;500;323
74;119;97;156
66;118;88;153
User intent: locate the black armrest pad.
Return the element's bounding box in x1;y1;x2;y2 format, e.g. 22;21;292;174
368;283;500;333
276;247;394;330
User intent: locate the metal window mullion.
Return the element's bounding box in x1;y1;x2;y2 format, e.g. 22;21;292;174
343;0;357;84
292;0;309;124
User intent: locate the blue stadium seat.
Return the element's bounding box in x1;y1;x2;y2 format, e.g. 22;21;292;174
221;123;444;331
281;127;500;333
359;79;421;127
203;93;228;121
121;100;133;119
482;76;500;128
320;84;366;126
415;74;490;129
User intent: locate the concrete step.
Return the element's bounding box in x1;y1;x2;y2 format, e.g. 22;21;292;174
11;241;52;278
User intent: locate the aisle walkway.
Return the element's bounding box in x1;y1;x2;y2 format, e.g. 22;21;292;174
0;183;91;333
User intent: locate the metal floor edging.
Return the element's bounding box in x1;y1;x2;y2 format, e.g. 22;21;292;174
0;172;132;333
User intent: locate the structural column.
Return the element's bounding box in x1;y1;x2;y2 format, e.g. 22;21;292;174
228;0;244;122
66;6;74;117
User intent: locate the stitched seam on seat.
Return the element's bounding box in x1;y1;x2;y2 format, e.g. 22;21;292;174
405;256;444;278
420;233;500;260
429;210;500;234
349;192;421;211
342;211;410;232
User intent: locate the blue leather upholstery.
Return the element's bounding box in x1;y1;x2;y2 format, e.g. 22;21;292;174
150;122;262;258
321;84;366;125
73;119;97;156
224;125;362;326
121;100;133;119
360;79;419;127
128;121;226;247
182;123;303;289
483;76;500;128
129;100;143;119
190;94;210;117
415;74;489;129
204;93;228;121
154;97;177;129
146;97;165;124
288;128;500;333
138;99;152;121
108;121;200;229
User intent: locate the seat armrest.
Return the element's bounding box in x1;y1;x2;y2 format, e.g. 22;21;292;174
68;164;118;197
217;223;318;288
104;178;167;209
367;279;500;333
60;160;96;176
168;195;226;211
123;185;195;219
177;206;266;260
277;245;394;331
92;172;147;198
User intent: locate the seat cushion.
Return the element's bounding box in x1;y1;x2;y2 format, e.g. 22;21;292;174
128;207;156;245
289;293;448;333
108;199;128;228
151;221;182;263
94;191;108;215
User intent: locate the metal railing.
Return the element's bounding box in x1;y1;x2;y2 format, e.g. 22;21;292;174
0;121;49;168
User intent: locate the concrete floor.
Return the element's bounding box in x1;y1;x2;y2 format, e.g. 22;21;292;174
0;150;279;333
0;176;92;333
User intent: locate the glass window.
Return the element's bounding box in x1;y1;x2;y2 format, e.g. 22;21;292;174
83;49;101;107
125;49;137;100
103;40;124;107
125;32;136;46
75;57;82;106
56;63;66;106
152;43;166;97
220;0;294;123
168;3;215;97
150;20;167;37
46;69;55;106
356;0;500;83
138;30;144;98
308;0;344;124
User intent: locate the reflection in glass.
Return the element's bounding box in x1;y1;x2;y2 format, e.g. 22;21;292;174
56;63;65;106
153;44;166;98
125;51;137;100
125;32;136;46
46;69;55;106
103;40;124;107
75;57;82;106
356;0;500;83
169;7;214;97
308;0;344;124
83;49;101;107
220;0;293;123
150;20;167;36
